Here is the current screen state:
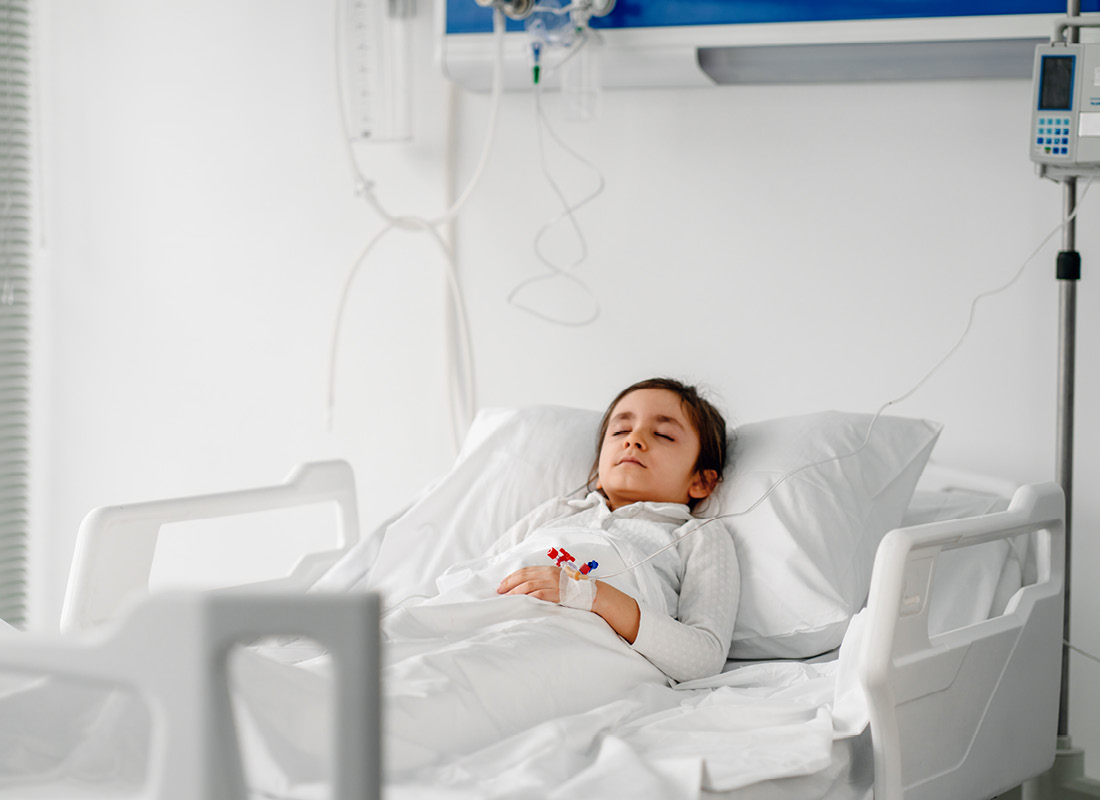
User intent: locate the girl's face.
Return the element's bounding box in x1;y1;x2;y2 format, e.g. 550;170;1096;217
596;388;716;511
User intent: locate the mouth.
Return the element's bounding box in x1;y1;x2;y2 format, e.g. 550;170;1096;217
617;457;646;468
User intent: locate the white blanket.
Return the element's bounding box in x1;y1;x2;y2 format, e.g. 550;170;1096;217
234;642;863;800
384;660;854;800
238;529;870;800
0;537;869;800
381;524;670;777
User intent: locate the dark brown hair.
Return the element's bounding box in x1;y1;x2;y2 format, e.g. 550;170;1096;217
588;377;729;506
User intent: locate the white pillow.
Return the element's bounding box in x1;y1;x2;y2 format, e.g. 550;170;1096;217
353;405;940;660
352;406;601;605
715;411;941;658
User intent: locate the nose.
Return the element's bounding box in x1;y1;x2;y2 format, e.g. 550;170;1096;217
623;431;646;450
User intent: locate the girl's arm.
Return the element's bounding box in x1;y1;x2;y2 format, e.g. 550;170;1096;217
592;580;641;643
500;521;739;681
629;524;739;681
496;567;641;643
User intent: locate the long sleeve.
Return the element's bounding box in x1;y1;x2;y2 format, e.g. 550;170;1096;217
629;521;739;682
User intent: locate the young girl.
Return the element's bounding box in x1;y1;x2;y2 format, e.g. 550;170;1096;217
384;378;740;775
494;377;738;682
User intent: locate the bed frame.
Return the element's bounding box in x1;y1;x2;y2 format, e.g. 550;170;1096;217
0;591;381;800
0;460;1065;800
862;480;1064;800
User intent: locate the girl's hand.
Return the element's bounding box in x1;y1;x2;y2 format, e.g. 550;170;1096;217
496;566;641;644
497;566;561;602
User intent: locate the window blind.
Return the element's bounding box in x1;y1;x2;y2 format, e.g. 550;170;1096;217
0;0;31;628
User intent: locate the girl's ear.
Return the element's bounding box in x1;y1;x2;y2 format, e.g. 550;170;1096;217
688;469;719;500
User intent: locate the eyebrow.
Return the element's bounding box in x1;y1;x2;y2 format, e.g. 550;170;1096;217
610;412;686;430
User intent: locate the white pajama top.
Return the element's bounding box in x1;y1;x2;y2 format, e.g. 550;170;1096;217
486;492;740;683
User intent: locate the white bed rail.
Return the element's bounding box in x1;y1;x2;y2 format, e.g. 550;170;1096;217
61;461;359;633
0;590;381;800
861;481;1065;800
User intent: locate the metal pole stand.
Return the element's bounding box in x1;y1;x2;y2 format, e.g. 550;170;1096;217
1010;10;1100;800
1001;172;1100;800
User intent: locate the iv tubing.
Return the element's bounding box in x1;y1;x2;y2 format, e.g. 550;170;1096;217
598;178;1095;581
325;219;476;443
507;52;606;326
328;4;507;449
355;9;507;228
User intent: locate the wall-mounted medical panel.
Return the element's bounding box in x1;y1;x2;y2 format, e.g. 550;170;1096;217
439;0;1100;90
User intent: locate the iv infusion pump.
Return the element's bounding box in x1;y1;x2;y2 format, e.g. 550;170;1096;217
1031;42;1100;177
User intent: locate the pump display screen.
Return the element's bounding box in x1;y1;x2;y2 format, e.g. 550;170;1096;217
1039;55;1075;111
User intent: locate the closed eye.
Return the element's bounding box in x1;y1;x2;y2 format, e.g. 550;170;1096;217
655;432;674;441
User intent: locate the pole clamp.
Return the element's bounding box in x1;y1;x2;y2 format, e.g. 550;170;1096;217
1057;250;1081;281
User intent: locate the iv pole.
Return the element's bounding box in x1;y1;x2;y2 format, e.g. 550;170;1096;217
1020;5;1100;798
1056;2;1078;750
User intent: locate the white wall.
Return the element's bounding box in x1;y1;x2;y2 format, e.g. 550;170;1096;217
33;0;459;616
35;0;1100;778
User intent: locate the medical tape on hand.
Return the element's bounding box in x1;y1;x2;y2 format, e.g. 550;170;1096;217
559;568;596;611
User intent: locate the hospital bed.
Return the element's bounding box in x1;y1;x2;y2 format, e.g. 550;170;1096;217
0;405;1065;800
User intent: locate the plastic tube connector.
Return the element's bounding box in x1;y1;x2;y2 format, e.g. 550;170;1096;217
531;42;542;84
548;547;597;578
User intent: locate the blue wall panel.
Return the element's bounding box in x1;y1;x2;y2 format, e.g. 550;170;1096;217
445;0;1100;34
